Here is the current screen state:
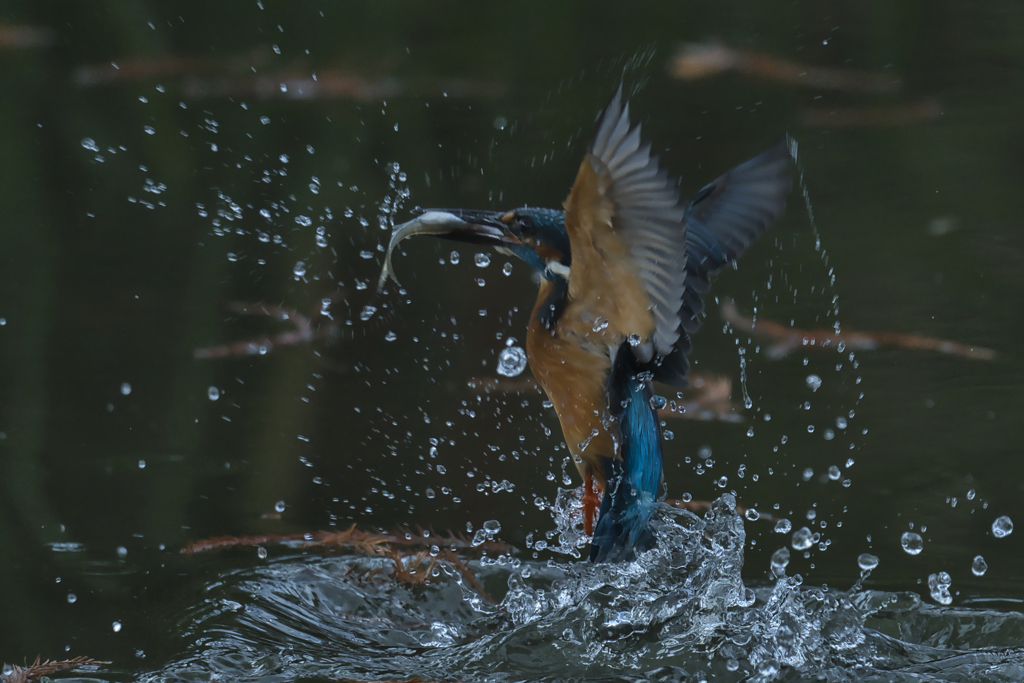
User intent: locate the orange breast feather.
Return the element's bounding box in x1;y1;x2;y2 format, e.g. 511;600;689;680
526;279;616;485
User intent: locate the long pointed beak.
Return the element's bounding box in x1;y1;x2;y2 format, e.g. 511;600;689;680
377;209;518;290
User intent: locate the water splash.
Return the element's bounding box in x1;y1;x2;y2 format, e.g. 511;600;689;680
142;496;1024;682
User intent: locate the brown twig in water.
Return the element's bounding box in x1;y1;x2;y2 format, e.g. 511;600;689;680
1;656;109;683
181;525;508;605
469;373;744;422
194;297;341;359
74;49;506;102
181;525;513;556
800;99;943;128
721;299;996;361
440;549;496;604
669;42;901;93
0;24;54;50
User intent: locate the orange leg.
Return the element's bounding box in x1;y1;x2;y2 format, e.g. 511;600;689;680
581;472;600;536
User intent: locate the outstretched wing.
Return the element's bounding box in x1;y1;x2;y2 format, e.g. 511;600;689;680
564;86;689;361
678;139;793;336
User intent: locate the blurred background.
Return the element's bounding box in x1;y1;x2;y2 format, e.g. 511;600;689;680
1;0;1023;673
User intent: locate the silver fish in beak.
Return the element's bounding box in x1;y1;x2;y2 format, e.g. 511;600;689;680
377;209;517;290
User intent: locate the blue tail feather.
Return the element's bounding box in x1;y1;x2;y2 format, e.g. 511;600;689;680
589;349;664;563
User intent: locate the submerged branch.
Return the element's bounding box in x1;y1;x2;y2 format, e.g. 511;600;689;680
721;299;996;361
1;656;109;683
469;373;743;422
669;42;901;93
194;297;341;359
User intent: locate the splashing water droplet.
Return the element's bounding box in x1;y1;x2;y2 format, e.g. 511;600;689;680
791;527;813;550
81;137;99;152
293;261;306;278
360;305;377;321
257;546;268;559
449;251;460;265
770;547;790;576
592;317;609;332
972;555;988;576
113;621;123;633
502;262;513;276
901;531;924;555
806;374;822;391
928;571;953;605
474;253;491;268
275;500;286;513
497;346;527;377
208;386;220;401
628;333;642;347
774;519;792;534
120;382;132;396
384;331;397;342
857;553;879;571
745;508;760;521
992;515;1014;538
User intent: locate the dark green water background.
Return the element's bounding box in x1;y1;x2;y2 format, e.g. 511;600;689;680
1;1;1023;676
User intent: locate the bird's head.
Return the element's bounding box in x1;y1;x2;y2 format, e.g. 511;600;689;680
378;207;571;289
433;207;570;277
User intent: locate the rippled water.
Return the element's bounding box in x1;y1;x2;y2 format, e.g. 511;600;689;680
128;497;1024;683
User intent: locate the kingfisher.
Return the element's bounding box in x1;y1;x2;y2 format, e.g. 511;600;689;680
379;87;791;562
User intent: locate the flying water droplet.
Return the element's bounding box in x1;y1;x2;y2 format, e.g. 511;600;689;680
293;261;306;278
360;305;377;321
745;508;760;521
502;262;513;276
857;553;879;572
806;374;822;391
770;547;790;576
384;331;397;342
591;317;609;332
628;333;642;347
474;253;491;268
275;500;286;513
972;555;988;576
81;137;99;152
928;571;953;605
901;531;924;555
992;515;1014;538
791;527;814;550
208;386;220;401
774;519;792;534
497;346;527;377
449;251;460;265
120;382;132;396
